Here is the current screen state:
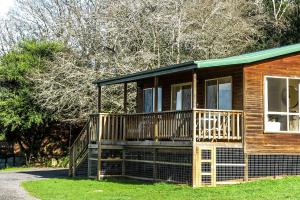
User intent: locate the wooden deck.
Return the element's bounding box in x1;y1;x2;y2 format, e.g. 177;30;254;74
69;109;243;180
86;109;243;143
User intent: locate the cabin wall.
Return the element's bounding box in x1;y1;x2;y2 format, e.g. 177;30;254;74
136;66;243;113
244;53;300;154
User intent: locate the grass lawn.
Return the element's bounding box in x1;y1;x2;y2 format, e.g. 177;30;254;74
0;166;31;172
22;176;300;200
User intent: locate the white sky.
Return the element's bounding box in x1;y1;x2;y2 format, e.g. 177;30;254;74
0;0;15;17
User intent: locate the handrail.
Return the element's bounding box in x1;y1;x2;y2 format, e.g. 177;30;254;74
90;109;192;116
70;119;90;149
69;118;91;176
194;108;243;113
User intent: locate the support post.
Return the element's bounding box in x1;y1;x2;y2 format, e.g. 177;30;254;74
72;147;76;177
244;153;249;182
192;70;199;187
122;148;126;176
97;85;102;113
211;145;217;186
154;76;159;142
192;70;197;109
153;148;157;180
97;114;103;180
124;83;128;113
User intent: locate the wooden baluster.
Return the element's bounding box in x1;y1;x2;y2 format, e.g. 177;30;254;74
213;112;216;141
208;111;211;140
237;113;240;140
107;115;111;141
232;113;236;140
227;112;231;141
218;112;221;140
203;112;206;140
116;115;119;140
128;116;131;139
198;111;201;141
222;113;226;139
111;115;114;141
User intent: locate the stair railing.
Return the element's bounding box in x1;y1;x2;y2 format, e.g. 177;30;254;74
69;118;91;176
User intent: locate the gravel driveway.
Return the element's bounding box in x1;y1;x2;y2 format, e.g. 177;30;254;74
0;168;68;200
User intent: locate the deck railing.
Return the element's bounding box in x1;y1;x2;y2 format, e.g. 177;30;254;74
87;109;243;143
194;109;243;142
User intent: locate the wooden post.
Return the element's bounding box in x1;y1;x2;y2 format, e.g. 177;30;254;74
97;114;103;180
192;70;198;187
153;148;157;180
98;85;102;113
122;148;126;176
154;76;159;142
211;145;217;186
192;70;197;109
72;147;76;177
244;153;249;182
124;83;128;113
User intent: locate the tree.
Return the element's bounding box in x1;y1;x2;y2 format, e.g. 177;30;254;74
0;40;64;162
0;0;270;122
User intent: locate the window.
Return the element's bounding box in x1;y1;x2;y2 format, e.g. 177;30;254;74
265;77;300;132
205;77;232;110
143;87;162;113
171;82;192;110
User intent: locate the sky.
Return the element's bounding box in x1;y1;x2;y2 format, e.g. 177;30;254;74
0;0;15;17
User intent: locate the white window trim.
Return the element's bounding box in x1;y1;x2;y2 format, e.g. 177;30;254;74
170;82;192;110
264;75;300;133
204;76;232;110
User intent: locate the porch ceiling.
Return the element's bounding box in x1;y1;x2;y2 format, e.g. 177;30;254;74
94;43;300;86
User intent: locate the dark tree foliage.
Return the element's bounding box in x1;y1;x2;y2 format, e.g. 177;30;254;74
0;40;64;162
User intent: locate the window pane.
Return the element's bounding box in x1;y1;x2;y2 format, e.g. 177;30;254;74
267;78;287;112
144;89;153;113
157;87;162;112
172;85;182;110
289;79;300;113
206;80;218;109
219;78;232;110
289;115;299;132
266;114;287;131
182;85;191;110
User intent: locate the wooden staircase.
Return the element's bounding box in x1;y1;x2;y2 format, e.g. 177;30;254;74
69;119;91;177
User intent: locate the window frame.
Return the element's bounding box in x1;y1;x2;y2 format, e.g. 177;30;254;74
143;87;162;113
204;76;232;110
264;75;300;133
170;82;192;110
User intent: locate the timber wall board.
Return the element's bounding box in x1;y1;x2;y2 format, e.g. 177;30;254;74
244;53;300;154
136;66;243;113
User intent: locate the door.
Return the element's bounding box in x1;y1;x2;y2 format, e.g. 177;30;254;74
171;82;192;110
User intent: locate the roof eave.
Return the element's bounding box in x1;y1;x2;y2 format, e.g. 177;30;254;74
93;61;197;86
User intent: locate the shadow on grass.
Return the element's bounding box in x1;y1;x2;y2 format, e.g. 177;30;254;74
18;168;161;186
62;176;159;186
17;168;68;178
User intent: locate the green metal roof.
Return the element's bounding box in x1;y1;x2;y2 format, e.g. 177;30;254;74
195;43;300;68
94;43;300;86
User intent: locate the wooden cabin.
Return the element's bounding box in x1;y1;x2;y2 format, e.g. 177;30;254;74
69;44;300;186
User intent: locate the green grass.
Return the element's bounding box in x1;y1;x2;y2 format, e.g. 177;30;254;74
22;176;300;200
0;166;31;172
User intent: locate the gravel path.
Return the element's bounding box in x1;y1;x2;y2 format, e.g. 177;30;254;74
0;168;68;200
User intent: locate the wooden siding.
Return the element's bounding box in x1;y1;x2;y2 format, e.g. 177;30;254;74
136;66;243;113
244;53;300;154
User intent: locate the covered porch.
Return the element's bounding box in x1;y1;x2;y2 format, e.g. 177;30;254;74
90;62;243;144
